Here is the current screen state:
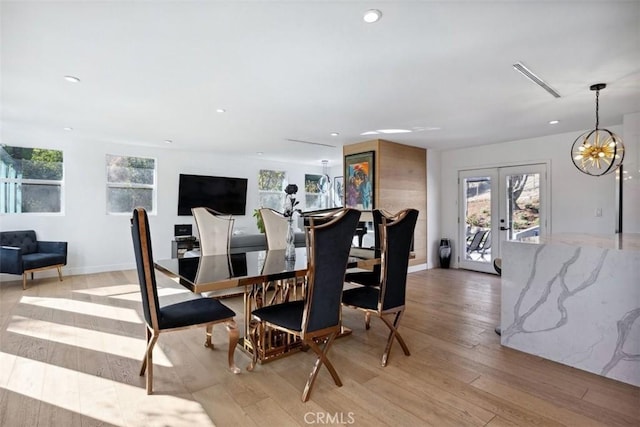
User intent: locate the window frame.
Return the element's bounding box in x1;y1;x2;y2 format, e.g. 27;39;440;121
105;154;157;215
257;169;287;212
0;145;65;215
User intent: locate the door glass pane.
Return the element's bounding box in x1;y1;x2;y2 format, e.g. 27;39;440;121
506;173;540;242
463;176;492;262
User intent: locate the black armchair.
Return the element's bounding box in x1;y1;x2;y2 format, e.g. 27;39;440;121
342;209;419;366
0;230;67;289
247;208;361;402
131;208;240;394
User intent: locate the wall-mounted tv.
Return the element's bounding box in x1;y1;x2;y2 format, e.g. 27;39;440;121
177;174;248;216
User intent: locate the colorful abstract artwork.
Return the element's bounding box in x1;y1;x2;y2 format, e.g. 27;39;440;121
344;151;374;210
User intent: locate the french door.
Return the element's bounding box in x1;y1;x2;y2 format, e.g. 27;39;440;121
458;164;548;273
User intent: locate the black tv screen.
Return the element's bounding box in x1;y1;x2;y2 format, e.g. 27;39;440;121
178;174;248;216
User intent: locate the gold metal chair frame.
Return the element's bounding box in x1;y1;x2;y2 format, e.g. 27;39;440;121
343;209;414;367
246;209;355;402
132;208;240;394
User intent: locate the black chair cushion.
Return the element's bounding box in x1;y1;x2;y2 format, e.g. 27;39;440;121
252;300;304;332
22;253;66;270
342;286;379;310
0;230;38;254
158;296;235;330
345;270;380;287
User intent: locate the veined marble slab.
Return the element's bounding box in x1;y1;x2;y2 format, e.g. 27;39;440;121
501;237;640;387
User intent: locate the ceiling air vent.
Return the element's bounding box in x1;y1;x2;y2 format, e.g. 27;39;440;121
285;138;336;148
513;62;561;98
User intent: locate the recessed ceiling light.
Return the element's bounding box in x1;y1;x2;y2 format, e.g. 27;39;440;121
216;108;226;113
330;132;339;136
257;152;263;156
164;139;173;144
64;75;81;83
363;9;382;23
549;120;560;125
63;127;73;131
412;126;441;131
376;129;412;134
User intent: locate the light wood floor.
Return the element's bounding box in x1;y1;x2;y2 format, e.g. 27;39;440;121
0;268;638;426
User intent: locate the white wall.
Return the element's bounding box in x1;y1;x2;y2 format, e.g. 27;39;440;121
437;118;638;268
622;112;640;233
426;149;441;269
0;133;324;280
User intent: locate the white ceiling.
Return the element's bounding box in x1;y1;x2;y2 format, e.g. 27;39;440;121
2;1;639;166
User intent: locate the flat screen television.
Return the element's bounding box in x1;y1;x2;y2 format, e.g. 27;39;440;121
177;174;248;216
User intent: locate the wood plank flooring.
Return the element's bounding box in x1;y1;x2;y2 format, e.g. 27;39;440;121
0;268;638;426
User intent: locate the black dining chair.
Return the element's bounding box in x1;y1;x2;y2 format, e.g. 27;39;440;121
344;209;391;287
247;208;361;402
130;207;240;394
342;208;418;367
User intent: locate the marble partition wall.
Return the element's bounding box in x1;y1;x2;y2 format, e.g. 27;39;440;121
501;234;640;387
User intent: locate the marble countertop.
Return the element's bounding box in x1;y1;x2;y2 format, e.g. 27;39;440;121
508;233;640;251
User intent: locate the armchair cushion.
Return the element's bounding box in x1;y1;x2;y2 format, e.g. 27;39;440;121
1;230;38;254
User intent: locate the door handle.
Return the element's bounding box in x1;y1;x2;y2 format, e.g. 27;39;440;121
500;226;510;231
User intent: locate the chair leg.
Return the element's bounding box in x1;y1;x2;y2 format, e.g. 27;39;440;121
225;320;241;374
246;318;261;371
56;266;63;282
379;310;410;367
22;273;27;290
140;328;159;394
302;332;341;402
204;324;214;349
364;312;371;330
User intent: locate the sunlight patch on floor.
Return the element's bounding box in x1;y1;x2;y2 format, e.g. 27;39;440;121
7;315;172;367
1;352;215;427
20;295;142;323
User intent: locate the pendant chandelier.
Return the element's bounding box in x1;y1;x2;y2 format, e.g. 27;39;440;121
318;160;331;193
571;83;624;176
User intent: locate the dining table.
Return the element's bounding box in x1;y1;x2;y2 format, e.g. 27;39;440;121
154;246;378;363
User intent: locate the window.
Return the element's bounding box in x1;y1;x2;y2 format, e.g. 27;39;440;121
258;169;286;211
305;173;332;210
0;145;64;213
106;155;156;214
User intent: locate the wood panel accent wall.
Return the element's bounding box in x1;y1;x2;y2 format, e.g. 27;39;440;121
344;139;427;266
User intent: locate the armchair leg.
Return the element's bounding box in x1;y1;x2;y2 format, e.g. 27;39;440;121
302;332;341;402
225;320;241;374
22;273;27;290
380;310;410;367
56;266;63;282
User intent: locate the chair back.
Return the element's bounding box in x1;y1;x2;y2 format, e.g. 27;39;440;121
467;229;488;252
369;209;393;279
260;208;289;250
130;207;161;330
192;207;234;256
379;209;419;311
303;208;361;333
